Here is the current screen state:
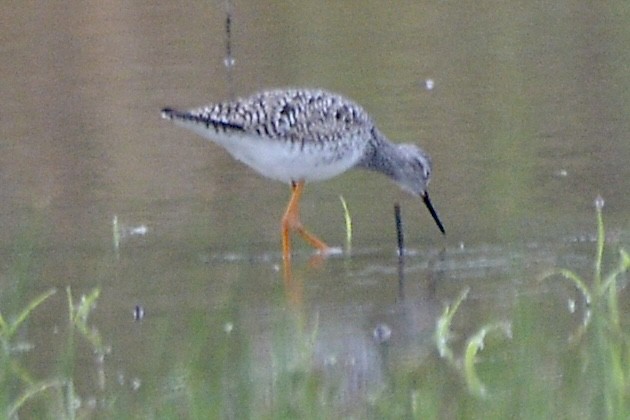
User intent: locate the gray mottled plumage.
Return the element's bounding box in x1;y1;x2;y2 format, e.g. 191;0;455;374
164;89;371;144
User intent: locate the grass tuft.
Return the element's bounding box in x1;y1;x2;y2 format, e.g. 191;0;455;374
434;287;470;362
539;196;629;417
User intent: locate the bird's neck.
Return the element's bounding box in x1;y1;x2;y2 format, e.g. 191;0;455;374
357;128;402;179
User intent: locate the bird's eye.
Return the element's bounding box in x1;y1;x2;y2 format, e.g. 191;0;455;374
417;160;430;179
413;158;426;171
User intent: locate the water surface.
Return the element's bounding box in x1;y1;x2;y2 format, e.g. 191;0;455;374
1;1;628;417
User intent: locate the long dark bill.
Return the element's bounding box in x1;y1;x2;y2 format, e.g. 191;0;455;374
422;192;446;234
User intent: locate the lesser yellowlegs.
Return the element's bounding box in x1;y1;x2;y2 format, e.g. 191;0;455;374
161;88;445;261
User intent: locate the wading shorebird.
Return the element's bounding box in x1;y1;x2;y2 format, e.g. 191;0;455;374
161;88;445;261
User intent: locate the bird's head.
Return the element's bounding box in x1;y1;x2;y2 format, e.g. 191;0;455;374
394;144;445;234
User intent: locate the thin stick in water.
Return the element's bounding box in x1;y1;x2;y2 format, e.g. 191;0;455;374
223;0;235;99
394;203;404;257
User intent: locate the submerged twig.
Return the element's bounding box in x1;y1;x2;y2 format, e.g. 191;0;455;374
394;203;404;258
223;0;235;99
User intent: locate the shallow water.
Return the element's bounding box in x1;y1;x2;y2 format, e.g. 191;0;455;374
1;1;629;417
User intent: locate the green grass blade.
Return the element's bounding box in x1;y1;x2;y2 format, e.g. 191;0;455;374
66;286;74;322
594;195;605;290
463;322;511;398
539;269;592;307
8;378;66;418
602;249;630;293
435;287;470;362
113;214;121;252
67;287;104;353
6;288;57;338
339;195;352;252
0;313;8;336
73;288;100;324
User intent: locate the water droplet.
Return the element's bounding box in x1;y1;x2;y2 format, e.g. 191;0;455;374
594;195;604;210
133;305;145;321
129;225;148;236
373;323;392;343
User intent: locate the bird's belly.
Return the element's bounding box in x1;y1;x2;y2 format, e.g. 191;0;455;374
199;130;365;184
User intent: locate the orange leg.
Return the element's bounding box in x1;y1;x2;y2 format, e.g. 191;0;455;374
281;181;330;262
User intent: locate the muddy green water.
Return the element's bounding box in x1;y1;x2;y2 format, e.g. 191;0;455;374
1;1;628;418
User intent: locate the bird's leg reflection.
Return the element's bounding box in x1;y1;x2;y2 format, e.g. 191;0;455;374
282;256;304;308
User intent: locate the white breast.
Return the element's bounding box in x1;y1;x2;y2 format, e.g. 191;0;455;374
181;122;366;184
